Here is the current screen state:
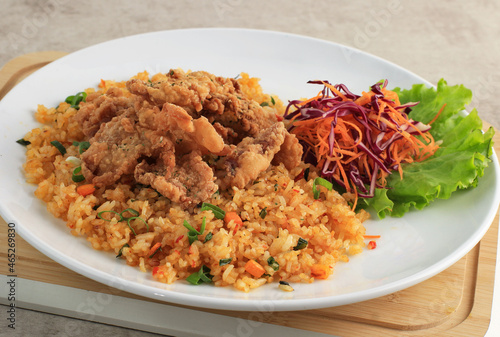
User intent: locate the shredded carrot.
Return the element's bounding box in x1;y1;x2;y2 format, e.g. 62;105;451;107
429;103;447;125
147;242;162;257
76;184;95;196
354;91;375;106
363;235;381;239
286;80;441;210
245;260;266;278
351;187;359;211
297;93;323;107
322;81;348;101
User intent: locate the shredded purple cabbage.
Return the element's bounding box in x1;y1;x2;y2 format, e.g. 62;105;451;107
285;80;430;198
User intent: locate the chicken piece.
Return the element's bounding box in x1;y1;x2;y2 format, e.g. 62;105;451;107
216;96;277;141
135;151;217;209
160;103;229;156
212;122;238;141
79;69;299;209
217;123;286;189
127;69;278;144
81;108;173;187
81;100;218;209
126;69;226;115
73;87;133;137
272;131;303;170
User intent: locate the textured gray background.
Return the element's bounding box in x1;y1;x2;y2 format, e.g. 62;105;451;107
0;0;499;336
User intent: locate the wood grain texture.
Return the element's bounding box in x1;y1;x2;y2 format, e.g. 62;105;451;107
0;52;498;336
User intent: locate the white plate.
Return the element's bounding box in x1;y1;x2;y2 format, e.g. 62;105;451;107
1;28;499;311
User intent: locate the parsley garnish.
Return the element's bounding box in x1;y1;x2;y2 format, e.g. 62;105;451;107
259;207;267;219
65;91;87;110
186;265;213;285
16;138;30;146
203;232;213;243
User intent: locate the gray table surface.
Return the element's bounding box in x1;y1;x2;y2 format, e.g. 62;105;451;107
1;0;499;336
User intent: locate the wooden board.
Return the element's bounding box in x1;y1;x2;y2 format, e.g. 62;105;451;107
0;51;498;336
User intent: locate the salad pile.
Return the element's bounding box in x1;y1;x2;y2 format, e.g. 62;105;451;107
285;79;494;218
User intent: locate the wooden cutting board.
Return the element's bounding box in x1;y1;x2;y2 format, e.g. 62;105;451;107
0;51;498;336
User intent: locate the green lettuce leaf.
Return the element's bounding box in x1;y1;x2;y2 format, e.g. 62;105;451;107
363;79;494;218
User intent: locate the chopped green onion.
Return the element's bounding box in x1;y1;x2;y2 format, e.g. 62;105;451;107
203;232;213;243
219;258;232;266
259;207;267;219
50;140;66;155
116;243;130;258
98;208;147;235
182;219;200;234
267;256;279;271
260;102;269;107
72;166;85;182
66;156;82;166
293;237;308;251
65;91;87;110
198;217;206;235
127;216;149;235
270;96;276;105
73;141;90;154
200;217;207;232
186;231;198;245
312;177;333;199
98;208;143;226
183;217;206;244
200;203;225;219
186;265;213;285
97;210;121;221
16;138;30;146
120;208;140;220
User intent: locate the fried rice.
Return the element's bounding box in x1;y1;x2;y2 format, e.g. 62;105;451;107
21;71;368;292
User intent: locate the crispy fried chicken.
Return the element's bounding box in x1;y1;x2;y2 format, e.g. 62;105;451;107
73;69;303;209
